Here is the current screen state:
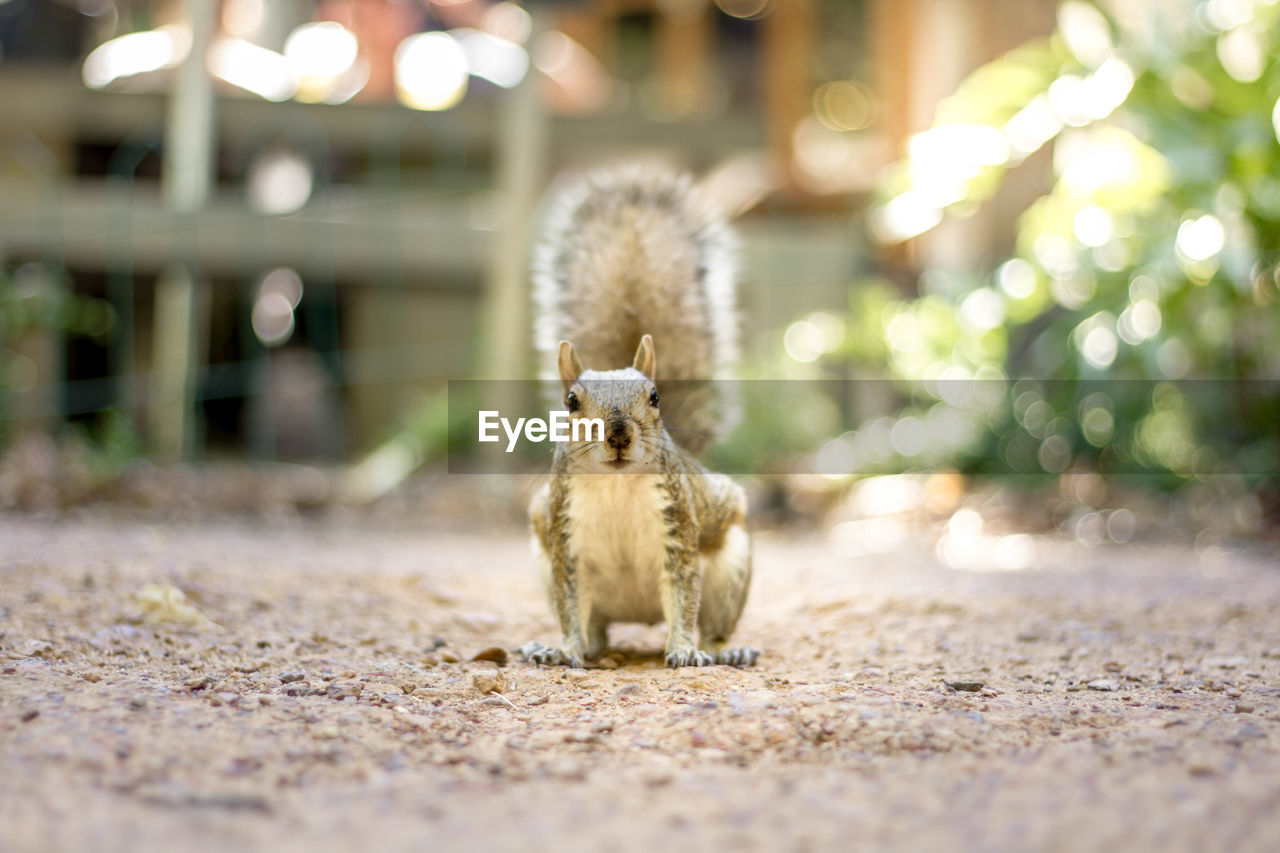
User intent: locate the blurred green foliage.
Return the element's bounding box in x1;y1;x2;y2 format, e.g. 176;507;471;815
0;264;116;350
1;263;128;457
832;0;1280;483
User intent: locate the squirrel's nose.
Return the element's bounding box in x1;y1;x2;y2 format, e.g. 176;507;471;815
605;419;631;451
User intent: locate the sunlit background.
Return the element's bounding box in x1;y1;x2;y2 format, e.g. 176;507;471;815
1;0;1277;562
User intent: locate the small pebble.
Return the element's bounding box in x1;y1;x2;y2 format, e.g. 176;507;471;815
472;672;510;695
471;647;509;665
281;683;325;697
279;671;306;684
329;683;362;700
946;681;984;692
128;694;148;710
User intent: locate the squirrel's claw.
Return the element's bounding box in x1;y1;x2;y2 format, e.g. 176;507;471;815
715;647;761;668
518;641;584;669
665;649;715;668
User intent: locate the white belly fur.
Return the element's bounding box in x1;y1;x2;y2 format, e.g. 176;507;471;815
565;474;669;624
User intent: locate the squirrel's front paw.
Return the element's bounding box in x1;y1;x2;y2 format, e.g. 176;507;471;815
665;649;715;668
518;641;584;669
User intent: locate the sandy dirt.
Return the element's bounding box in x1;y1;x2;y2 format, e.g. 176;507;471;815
2;511;1279;852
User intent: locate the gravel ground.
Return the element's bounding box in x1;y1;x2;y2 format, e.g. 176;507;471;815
2;511;1279;852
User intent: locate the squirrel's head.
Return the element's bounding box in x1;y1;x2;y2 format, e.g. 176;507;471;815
556;335;662;472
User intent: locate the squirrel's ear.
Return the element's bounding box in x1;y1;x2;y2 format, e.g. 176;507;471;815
632;334;656;379
558;340;584;391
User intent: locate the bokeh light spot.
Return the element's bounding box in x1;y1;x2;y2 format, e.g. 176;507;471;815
783;320;824;363
997;258;1037;299
1176;214;1225;262
714;0;771;20
813;80;878;132
396;32;470;111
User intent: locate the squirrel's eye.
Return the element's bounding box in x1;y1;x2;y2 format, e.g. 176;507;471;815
566;392;580;412
649;388;660;408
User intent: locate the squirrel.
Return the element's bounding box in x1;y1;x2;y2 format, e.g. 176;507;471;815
519;165;758;669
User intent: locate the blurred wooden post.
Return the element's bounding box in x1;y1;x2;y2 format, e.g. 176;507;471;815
150;0;215;459
870;0;917;161
762;0;813;192
482;7;551;379
869;0;919;278
656;0;712;117
558;2;614;72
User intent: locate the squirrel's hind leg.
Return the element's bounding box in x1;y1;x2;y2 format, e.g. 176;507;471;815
585;617;609;660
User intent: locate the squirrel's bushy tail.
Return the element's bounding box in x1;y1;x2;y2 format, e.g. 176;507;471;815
532;165;739;454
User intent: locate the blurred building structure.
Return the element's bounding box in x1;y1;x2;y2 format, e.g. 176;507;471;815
0;0;1057;461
